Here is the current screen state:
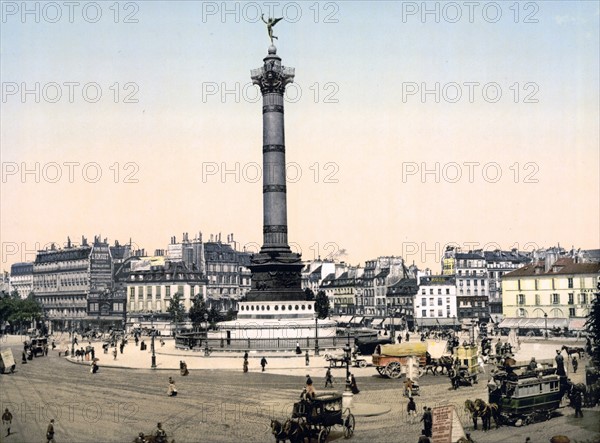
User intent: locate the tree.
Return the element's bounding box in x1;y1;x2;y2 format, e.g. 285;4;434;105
208;306;223;325
189;295;208;330
0;291;42;334
585;285;600;367
224;308;236;321
314;290;330;319
304;288;315;301
167;293;186;336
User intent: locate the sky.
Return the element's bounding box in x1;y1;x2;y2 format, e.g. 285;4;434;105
1;1;599;272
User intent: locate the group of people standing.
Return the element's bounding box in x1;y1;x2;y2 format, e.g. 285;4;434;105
241;351;269;372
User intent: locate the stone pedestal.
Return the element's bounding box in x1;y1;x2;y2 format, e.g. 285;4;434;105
342;391;354;410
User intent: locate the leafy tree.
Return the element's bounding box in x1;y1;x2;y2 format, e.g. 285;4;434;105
167;292;186;336
189;295;208;330
208;306;223;325
0;291;42;333
585;286;600;367
224;308;236;321
314;290;330;319
304;288;315;301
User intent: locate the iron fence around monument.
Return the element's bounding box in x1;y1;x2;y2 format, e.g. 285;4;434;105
175;332;377;352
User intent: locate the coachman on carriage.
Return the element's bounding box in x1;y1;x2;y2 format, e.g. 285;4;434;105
271;393;355;443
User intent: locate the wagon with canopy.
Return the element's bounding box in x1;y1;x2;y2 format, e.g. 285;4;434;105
291;393;355;442
371;342;427;379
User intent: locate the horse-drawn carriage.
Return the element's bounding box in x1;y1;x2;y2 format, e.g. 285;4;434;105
487;364;563;426
271;393;355;442
449;344;479;388
372;342;427;379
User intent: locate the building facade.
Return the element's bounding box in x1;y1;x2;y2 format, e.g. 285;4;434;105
414;274;457;328
502;257;600;323
10;262;34;299
484;250;531;315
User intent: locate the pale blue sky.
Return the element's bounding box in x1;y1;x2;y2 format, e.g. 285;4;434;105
1;1;599;269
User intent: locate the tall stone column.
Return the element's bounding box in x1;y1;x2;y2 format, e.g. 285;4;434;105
246;45;305;302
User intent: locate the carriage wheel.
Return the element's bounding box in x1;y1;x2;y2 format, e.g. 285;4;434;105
358;360;367;368
344;413;356;438
386;362;402;379
376;367;386;377
318;428;328;443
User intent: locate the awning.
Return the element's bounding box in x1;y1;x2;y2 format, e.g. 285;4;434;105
371;318;384;327
350;316;364;325
568;318;588;331
336;315;353;324
498;318;569;329
418;318;457;327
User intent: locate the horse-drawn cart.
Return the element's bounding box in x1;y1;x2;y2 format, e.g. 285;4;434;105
272;393;355;442
372;342;427;379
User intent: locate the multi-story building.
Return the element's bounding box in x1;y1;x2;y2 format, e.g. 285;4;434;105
443;249;490;322
385;278;419;330
484;250;531;315
33;236;118;331
301;260;345;295
126;258;207;332
327;266;364;316
501;257;600;329
362;256;406;318
10;262;34;299
414;274;457;329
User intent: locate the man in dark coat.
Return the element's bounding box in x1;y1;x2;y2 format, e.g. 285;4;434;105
261;356;267;372
555;350;566;376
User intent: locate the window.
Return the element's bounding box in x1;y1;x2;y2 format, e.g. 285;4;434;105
422;298;426;306
429;309;434;317
490;272;495;278
437;288;442;295
165;287;171;298
551;294;560;304
422;310;426;317
535;294;540;306
156;286;161;299
438;298;442;305
580;293;587;304
481;279;485;286
568;278;573;289
466;280;470;286
421;289;426;295
438;309;443;317
535;280;538;290
517;294;525;305
429;298;434;306
429;289;434;295
474;280;478;286
568;293;574;305
178;285;184;296
446;288;450;295
113;302;123;312
129;287;135;298
569;308;575;317
138;286;144;298
147;286;152;297
147;301;152;311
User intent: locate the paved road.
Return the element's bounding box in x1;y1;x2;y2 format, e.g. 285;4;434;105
1;337;598;443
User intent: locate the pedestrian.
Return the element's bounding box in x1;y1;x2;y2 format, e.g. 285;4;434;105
261;356;267;372
90;347;95;360
420;333;425;342
113;348;118;360
119;342;124;354
243;358;249;373
420;407;432;437
306;375;316;399
295;342;302;355
404;377;414;397
168;377;177;397
154;422;167;443
555;350;566;376
2;408;12;437
349;373;360;394
46;419;55;443
406;331;410;342
325;368;333;388
407;397;417;423
305;350;310;366
572;356;578;373
571;390;583;418
21;351;27;364
418;431;431;443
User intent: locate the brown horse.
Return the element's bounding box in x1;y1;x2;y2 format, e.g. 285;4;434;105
465;399;499;431
270;419;308;443
561;345;585;359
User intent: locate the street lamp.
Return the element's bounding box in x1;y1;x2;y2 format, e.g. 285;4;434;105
314;314;320;356
344;327;352;392
150;311;156;369
389;307;395;344
71;310;75;357
204;313;209;356
544;312;548;340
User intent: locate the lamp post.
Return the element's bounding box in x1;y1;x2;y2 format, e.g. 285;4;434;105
344;327;352;392
314;314;319;356
71;310;75;357
453;315;456;332
204;313;209;356
389;307;395;344
150;311;156;369
544;312;548;340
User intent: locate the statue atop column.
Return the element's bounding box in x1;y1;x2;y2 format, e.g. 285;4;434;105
261;14;283;44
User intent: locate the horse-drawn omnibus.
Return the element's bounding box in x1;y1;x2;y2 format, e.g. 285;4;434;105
488;365;563;425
